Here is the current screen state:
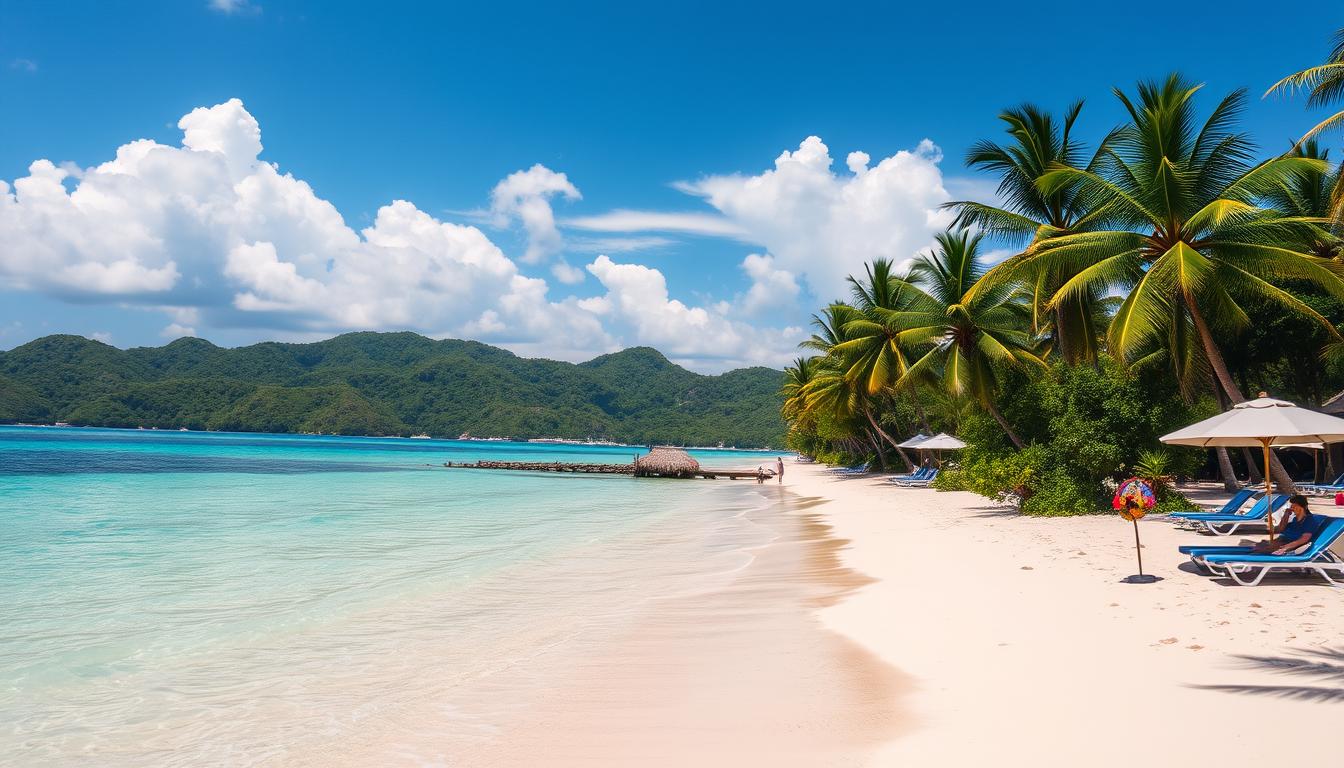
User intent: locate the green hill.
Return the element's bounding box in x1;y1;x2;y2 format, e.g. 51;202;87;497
0;333;786;446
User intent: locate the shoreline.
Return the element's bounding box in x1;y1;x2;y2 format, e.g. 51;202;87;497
789;462;1342;765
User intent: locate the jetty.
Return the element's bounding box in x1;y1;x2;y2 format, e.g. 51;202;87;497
442;446;774;481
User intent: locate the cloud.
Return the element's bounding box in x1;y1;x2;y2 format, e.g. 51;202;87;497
89;331;113;344
676;136;953;300
739;253;799;315
566;235;674;253
489;164;580;264
9;59;37;73
0;98;807;372
208;0;260;15
586;255;799;368
564;209;747;238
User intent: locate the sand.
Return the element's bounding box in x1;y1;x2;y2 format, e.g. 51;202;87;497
790;463;1343;766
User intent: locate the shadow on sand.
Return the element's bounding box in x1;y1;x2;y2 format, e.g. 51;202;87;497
1192;647;1344;703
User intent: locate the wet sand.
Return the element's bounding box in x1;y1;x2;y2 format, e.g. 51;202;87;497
291;484;906;767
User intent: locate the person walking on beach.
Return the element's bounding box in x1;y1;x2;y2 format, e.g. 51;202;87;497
775;457;784;484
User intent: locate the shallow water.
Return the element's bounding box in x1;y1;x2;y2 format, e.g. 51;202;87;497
0;427;795;766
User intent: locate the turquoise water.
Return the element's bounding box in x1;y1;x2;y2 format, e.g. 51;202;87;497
0;427;783;765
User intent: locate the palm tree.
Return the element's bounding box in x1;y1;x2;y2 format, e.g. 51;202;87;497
1267;29;1344;151
948;103;1111;364
983;74;1344;487
1262;140;1342;260
851;229;1044;448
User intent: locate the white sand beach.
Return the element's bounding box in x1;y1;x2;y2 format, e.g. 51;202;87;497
789;462;1343;766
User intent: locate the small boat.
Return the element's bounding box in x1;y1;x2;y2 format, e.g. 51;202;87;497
409;434;431;439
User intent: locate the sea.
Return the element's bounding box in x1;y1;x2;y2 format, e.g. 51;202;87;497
0;426;791;766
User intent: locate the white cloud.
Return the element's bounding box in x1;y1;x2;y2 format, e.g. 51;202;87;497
550;261;586;284
564;209;747;238
677;136;953;300
89;331;113;344
208;0;260;15
9;59;37;73
489;164;580;264
566;235;674;253
739;253;799;315
586;255;799;368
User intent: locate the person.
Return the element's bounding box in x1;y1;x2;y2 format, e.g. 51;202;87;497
775;456;784;485
756;465;766;484
1251;494;1325;555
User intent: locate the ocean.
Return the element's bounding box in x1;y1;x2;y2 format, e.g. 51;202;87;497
0;427;792;766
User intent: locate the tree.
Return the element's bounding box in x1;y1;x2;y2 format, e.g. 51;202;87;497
1267;28;1344;168
948;103;1110;364
980;74;1344;487
872;229;1045;448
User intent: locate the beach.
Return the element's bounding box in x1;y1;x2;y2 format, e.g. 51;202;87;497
790;461;1343;765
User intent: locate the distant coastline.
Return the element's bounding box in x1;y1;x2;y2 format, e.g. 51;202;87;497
0;332;786;448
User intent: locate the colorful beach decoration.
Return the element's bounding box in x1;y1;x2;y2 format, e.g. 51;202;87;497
1113;477;1158;584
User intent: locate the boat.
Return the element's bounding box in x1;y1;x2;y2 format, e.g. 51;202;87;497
409;434;431;439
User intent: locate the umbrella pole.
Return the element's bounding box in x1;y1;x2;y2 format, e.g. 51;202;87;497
1132;518;1144;576
1263;438;1275;539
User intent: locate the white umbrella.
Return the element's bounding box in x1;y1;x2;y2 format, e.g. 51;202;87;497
1160;393;1344;537
896;434;932;448
917;433;967;450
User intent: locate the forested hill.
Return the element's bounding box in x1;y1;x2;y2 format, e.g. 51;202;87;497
0;333;786;447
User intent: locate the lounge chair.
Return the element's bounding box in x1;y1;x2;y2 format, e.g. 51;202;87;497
1168;494;1289;536
890;466;934;482
828;461;871;475
1166;488;1258;521
893;468;939;487
1193;517;1344;586
1298;472;1344;496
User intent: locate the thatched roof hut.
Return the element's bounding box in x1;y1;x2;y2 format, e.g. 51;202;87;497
634;446;701;478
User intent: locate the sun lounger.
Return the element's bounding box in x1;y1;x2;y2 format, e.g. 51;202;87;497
828;462;871;475
1168;494;1289;536
1194;517;1344;586
890;466;933;482
1298;472;1344;496
1166;488;1258;521
892;468;938;487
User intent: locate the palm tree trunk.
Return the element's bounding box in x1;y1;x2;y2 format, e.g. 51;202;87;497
863;408;914;471
1188;297;1296;492
984;399;1024;449
1241;448;1263;484
1215;447;1239;491
866;430;888;472
1055;305;1075;365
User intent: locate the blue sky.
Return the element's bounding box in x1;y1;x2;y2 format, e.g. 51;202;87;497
1;1;1341;370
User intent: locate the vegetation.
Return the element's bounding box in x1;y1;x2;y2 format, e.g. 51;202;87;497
783;36;1344;514
0;333;786;446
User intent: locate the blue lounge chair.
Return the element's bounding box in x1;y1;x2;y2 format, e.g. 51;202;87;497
893;468;939;487
1167;488;1259;521
1298;472;1344;496
890;466;933;482
1169;494;1289;536
828;461;871;475
1194;517;1344;586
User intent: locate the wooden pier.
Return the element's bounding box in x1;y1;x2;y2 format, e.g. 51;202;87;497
442;447;774;481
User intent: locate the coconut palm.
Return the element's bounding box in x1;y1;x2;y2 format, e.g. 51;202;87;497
982;75;1343;397
849;229;1044;448
982;74;1344;488
948;103;1111;364
1262;140;1343;260
1267;29;1344;150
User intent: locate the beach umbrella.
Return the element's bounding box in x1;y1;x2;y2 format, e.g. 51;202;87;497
916;433;967;450
1160;392;1344;538
896;434;932;448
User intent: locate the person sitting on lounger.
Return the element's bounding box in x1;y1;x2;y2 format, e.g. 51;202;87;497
1250;495;1321;555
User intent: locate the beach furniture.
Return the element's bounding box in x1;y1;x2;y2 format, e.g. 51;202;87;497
1298;472;1344;496
828;462;871;475
890;466;934;482
1193;516;1344;586
1168;494;1289;536
892;469;938;487
1166;488;1258;521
